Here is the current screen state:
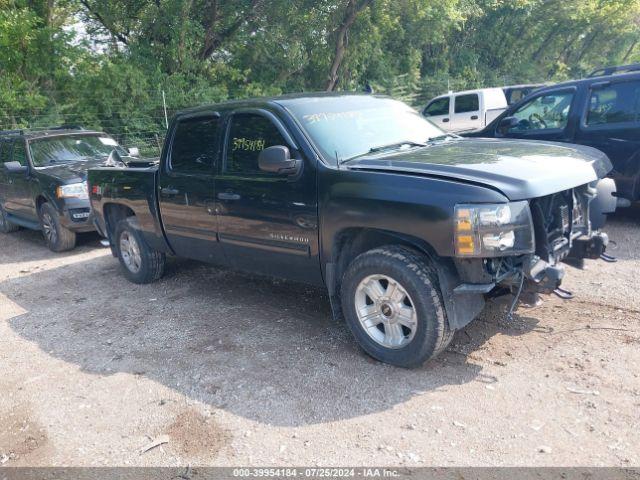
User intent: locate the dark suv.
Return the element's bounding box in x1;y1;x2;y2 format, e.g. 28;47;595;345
470;64;640;203
0;128;134;251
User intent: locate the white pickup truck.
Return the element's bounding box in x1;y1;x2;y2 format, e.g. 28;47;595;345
422;88;508;133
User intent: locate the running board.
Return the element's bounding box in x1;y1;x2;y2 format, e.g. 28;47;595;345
6;213;40;230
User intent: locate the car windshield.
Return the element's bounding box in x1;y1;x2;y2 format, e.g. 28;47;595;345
29;135;127;166
286;96;446;163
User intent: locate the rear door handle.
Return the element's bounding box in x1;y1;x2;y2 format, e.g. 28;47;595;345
471;115;479;120
217;192;241;201
161;187;179;195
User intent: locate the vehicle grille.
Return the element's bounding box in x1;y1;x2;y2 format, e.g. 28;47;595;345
530;188;587;264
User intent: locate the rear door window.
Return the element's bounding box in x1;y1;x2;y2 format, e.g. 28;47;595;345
454;94;479;113
170;115;220;174
586;80;640;126
0;139;7;166
508;91;574;132
12;141;27;166
423;97;450;117
0;140;12;165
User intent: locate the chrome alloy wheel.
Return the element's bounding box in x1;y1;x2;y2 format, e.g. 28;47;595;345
41;212;57;245
119;230;142;273
354;274;417;349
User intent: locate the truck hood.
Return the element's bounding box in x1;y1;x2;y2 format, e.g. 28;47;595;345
346;138;613;201
35;157;137;184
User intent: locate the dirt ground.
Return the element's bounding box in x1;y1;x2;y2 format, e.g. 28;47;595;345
1;208;639;467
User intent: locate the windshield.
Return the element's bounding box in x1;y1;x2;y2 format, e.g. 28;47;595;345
29;135;127;167
286;96;446;162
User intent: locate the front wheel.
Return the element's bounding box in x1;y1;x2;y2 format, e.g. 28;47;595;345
341;245;454;368
39;203;76;252
114;217;166;284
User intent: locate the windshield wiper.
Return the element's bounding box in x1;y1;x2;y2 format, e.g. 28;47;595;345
427;133;460;142
341;141;427;164
369;140;427;153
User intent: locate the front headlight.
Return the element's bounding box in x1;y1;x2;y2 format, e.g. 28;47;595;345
454;201;534;257
56;182;88;200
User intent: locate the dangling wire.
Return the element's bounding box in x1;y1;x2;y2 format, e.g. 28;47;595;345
506;272;525;321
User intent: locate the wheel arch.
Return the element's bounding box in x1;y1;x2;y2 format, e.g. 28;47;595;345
326;227;444;297
103;203;136;250
325;227;484;332
35;195;48;211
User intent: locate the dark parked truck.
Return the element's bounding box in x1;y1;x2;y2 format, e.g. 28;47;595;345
88;93;612;367
0;128;142;251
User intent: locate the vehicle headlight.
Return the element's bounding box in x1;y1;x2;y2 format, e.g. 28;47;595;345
454;201;534;257
56;182;88;200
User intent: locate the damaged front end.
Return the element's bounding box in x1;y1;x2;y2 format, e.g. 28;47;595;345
519;183;611;303
442;184;612;329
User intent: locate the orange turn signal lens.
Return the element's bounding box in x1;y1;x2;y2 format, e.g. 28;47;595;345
456;234;476;255
455;209;472;231
455;207;477;255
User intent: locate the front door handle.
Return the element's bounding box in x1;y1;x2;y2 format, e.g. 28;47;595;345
471;115;479;120
161;187;179;195
217;192;241;201
442;118;450;123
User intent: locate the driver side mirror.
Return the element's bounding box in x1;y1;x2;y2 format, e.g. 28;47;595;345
4;161;28;174
498;116;519;134
258;146;301;175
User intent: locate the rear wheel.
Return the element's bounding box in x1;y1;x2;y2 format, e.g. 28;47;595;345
39;203;76;252
341;245;454;368
0;204;20;233
114;217;166;284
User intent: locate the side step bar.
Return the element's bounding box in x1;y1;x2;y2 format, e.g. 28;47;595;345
6;213;40;230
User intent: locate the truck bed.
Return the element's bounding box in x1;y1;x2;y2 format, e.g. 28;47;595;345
88;166;171;253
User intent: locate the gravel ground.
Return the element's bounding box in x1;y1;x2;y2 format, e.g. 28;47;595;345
1;208;639;467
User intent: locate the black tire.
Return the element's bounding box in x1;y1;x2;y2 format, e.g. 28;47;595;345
39;202;76;252
341;245;454;368
114;217;166;284
0;203;20;233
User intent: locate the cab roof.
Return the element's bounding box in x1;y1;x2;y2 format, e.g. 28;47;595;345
174;91;388;116
528;70;640;95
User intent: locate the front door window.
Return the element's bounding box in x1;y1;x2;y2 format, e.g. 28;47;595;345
508;91;574;133
225;113;288;176
423;97;450;117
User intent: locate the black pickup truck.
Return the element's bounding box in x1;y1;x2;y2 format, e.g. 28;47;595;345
88;93;612;367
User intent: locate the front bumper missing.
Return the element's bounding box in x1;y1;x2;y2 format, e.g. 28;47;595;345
440;229;613;329
523;256;565;294
521;230;610;292
566;231;610;264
